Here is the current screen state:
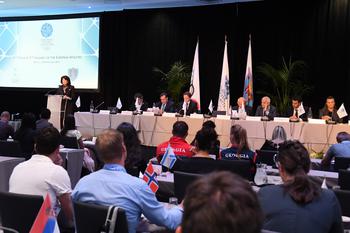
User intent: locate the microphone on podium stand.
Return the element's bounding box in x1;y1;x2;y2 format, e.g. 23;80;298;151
44;89;56;96
92;101;104;113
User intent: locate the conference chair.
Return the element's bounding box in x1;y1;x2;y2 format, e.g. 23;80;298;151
333;189;350;217
0;140;22;157
256;149;278;167
0;191;43;233
334;157;350;171
60;136;79;149
73;201;128;233
174;171;203;202
338;169;350;190
215;159;255;181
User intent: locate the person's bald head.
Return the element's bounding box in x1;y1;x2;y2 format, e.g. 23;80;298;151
96;129;126;164
237;97;246;108
0;111;10;122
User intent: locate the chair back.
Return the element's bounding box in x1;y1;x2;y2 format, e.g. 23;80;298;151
215;159;255;181
60;136;79;149
334;157;350;171
0;191;43;233
338;169;350;190
0;140;22;157
73;201;128;233
333;189;350;217
256;149;278;166
174;171;203;202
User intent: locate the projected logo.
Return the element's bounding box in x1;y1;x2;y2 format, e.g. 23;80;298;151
41;23;53;38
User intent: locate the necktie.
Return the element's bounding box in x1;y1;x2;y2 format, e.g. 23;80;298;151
161;104;165;111
295;109;298;118
186;102;189;111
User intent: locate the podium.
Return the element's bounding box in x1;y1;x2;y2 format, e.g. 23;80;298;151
47;95;63;131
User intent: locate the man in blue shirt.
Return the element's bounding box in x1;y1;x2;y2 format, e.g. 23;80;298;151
322;131;350;168
72;129;182;233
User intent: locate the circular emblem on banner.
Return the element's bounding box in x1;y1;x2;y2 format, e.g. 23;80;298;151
41;23;53;38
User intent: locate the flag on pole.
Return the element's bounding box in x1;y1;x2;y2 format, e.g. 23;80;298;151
217;37;230;113
75;96;81;108
160;144;177;169
143;163;159;193
208;99;214;113
298;102;306;116
321;178;328;189
116;97;123;109
30;194;60;233
243;35;254;107
337;103;348;118
189;39;201;110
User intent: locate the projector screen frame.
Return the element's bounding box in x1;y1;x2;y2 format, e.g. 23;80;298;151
0;12;102;92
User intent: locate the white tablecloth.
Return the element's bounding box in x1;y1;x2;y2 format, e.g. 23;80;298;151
75;112;350;151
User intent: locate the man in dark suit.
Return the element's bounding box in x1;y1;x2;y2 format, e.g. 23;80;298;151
155;92;175;113
285;96;308;121
255;96;277;120
129;93;148;112
232;97;253;116
179;91;198;116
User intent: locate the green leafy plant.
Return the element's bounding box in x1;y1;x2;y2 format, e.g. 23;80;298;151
257;57;313;115
153;61;191;104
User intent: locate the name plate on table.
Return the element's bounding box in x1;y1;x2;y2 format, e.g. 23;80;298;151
246;116;261;121
190;113;204;119
99;110;110;114
121;111;133;115
274;117;290;123
308;119;326;124
142;111;154;116
163;112;176;117
216;115;231;120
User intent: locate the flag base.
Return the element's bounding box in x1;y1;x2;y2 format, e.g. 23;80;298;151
289;118;300;123
326;120;337;125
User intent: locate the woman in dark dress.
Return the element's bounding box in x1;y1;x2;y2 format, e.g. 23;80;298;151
56;75;76;128
14;113;37;160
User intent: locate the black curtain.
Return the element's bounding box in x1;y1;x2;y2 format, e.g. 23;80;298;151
2;0;350;117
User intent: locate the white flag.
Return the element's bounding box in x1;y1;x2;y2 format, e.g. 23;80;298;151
208;99;213;113
337;103;348;118
217;38;230;114
75;96;81;108
189;39;201;110
297;102;305;117
116;97;123;109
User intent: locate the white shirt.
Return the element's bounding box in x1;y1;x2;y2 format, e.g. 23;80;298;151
9;154;72;213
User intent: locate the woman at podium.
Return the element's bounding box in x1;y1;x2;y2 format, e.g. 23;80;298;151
56;75;76;127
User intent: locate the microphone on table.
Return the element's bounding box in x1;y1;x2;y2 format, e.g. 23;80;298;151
92;101;104;113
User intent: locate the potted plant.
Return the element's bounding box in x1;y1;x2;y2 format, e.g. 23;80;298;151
153;61;191;105
257;57;313;116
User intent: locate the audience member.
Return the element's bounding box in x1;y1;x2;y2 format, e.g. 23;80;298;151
14;112;37;160
61;115;94;172
9;127;73;226
255;96;277;119
221;125;257;165
155;92;175;113
72;129;182;233
173;127;218;173
258;140;343;233
156;121;194;162
36;108;53;131
117;122;147;175
321;131;350;168
260;125;287;151
319;96;342;123
191;120;220;159
176;171;263;233
0;111;14;140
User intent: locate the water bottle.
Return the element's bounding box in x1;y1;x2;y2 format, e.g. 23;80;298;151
152;102;156;112
90;101;94;113
307;107;313;119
